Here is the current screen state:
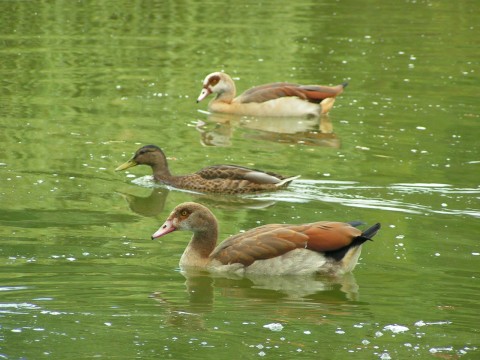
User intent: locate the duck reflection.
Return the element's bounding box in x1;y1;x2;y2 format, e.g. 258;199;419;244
149;275;215;330
183;271;360;302
117;187;170;217
117;186;277;217
195;112;340;148
150;270;360;329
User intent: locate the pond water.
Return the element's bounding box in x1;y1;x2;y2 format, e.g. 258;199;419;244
1;0;479;359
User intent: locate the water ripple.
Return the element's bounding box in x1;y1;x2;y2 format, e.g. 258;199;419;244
391;183;480;195
126;177;479;218
252;180;480;218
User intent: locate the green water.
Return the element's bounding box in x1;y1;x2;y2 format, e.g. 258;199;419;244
1;0;479;359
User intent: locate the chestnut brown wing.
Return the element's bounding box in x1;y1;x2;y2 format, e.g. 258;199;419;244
238;83;307;103
210;225;305;266
238;83;345;104
297;84;346;103
209;222;362;266
301;222;362;251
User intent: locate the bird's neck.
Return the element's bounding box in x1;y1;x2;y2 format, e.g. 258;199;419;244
214;91;234;103
193;228;218;257
180;226;218;268
151;163;173;182
214;80;236;103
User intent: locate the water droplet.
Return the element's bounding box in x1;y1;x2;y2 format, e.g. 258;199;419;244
263;323;283;331
384;324;409;333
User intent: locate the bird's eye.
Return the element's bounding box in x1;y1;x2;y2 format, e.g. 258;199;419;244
180;210;188;217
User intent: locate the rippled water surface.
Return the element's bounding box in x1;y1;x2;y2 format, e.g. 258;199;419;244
1;0;479;359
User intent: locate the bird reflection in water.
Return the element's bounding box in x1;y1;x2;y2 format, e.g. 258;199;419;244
117;187;170;217
150;270;360;329
195;111;340;148
185;271;360;302
117;186;277;217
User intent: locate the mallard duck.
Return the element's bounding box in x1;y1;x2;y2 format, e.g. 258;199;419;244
197;72;347;117
115;145;299;194
151;202;381;276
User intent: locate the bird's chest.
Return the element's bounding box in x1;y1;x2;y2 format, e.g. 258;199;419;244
179;246;210;269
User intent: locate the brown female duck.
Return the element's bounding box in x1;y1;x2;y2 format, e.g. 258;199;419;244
197;72;347;117
115;145;299;194
152;202;381;276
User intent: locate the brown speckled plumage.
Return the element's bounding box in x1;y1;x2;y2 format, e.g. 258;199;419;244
151;202;381;275
115;145;298;194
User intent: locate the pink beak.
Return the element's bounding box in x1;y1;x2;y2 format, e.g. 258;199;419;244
197;88;211;103
151;219;176;240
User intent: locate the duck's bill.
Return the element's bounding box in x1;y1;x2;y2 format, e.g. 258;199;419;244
115;159;137;171
196;88;211;103
151;220;176;240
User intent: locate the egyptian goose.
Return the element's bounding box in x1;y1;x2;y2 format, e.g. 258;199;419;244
151;202;381;276
115;145;299;194
197;72;347;117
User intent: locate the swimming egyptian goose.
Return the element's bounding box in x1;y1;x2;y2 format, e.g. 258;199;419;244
151;202;381;276
115;145;299;194
197;72;347;117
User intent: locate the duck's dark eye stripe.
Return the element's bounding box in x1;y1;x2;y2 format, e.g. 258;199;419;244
138;148;153;155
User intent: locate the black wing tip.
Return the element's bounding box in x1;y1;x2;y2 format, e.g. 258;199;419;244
363;223;381;240
324;222;380;261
